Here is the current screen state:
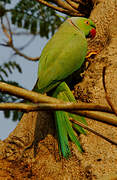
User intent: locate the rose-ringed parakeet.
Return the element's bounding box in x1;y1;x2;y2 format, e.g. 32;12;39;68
35;17;96;159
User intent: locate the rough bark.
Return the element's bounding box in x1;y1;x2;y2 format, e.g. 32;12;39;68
0;0;117;179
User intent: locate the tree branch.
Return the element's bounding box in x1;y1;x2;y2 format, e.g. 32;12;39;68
49;0;78;12
0;102;112;112
65;0;79;10
76;110;117;126
70;118;117;146
1;102;117;126
0;102;116;146
9;43;40;61
0;82;117;126
0;82;112;110
71;0;85;5
0;82;61;104
1;17;39;61
103;66;117;116
35;0;83;16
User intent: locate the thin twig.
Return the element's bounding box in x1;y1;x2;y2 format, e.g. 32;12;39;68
75;110;117;126
35;0;83;16
1;18;11;41
103;66;117;116
12;31;39;36
5;14;13;42
65;0;79;10
71;0;85;5
9;43;40;61
70;118;117;146
7;0;84;16
51;0;78;12
1;17;39;61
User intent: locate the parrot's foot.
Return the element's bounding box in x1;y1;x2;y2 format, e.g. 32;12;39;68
86;51;98;60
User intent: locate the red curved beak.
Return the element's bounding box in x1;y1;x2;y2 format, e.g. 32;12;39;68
90;28;96;38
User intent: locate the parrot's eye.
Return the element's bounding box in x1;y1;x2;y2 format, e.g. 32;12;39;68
85;21;90;25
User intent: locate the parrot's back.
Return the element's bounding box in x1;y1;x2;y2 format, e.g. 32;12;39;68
37;19;87;93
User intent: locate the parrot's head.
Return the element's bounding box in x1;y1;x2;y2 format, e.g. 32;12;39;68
70;17;96;38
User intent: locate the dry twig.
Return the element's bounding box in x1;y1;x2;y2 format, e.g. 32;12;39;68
0;102;113;113
0;17;40;61
70;118;117;146
102;66;117;116
0;82;117;126
35;0;83;16
65;0;79;10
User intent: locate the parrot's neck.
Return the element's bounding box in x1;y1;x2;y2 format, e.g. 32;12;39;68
67;19;84;36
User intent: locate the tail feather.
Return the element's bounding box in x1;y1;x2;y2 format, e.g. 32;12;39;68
64;112;83;152
62;89;87;135
53;82;86;158
55;110;71;159
69;113;87;135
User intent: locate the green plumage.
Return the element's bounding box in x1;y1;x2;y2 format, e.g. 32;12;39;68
36;17;96;158
38;19;87;93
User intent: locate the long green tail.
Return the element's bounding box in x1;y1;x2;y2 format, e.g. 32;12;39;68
53;82;87;159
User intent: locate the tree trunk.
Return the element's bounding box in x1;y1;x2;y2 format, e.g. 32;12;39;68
0;0;117;179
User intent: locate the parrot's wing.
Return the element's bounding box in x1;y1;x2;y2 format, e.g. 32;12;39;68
38;21;87;93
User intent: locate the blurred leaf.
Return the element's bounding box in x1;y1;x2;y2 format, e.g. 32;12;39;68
31;19;37;34
12;110;19;121
4;63;12;73
0;61;23;121
10;0;63;38
4;110;10;118
0;69;8;77
0;4;6;17
11;11;18;24
23;17;30;29
0;0;11;3
0;61;22;81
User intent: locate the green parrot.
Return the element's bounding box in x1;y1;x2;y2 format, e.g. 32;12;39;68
35;17;96;159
